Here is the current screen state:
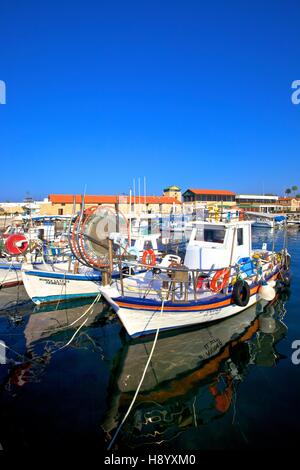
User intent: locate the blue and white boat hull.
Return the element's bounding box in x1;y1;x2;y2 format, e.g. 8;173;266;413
21;265;101;304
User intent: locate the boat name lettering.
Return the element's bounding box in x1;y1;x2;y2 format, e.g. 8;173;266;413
40;278;70;285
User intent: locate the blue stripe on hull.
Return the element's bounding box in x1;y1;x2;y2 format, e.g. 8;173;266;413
24;270;102;281
115;268;280;312
0;265;21;270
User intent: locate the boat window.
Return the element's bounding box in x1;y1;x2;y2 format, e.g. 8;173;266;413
196;228;225;243
237;228;243;246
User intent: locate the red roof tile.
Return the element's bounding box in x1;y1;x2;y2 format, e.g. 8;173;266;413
48;194;181;205
186;189;236;196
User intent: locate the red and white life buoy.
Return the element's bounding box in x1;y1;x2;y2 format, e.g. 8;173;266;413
142;249;156;268
210;269;230;293
4;234;29;255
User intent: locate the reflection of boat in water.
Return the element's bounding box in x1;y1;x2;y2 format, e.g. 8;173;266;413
23;299;109;346
1;298;113;390
102;296;288;448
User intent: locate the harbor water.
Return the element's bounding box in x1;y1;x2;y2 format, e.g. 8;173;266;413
0;228;300;451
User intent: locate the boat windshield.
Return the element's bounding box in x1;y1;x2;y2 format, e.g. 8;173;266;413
195;228;225;244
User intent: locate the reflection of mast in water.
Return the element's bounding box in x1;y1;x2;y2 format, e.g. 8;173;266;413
102;296;288;448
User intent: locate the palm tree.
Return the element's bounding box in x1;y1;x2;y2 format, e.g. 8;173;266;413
285;188;292;196
292;185;298;196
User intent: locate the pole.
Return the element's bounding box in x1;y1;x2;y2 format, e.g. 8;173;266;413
226;226;237;294
138;177;141;210
116;195;120;233
108;238;113;284
133;178;136;214
129;189;132;244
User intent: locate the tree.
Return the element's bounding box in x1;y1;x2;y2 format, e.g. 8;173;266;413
285;188;292;196
296;194;300;199
292;185;298;196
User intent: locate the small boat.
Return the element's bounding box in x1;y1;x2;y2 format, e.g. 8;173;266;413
21;261;102;304
0;261;23;288
245;212;286;229
20;231;163;305
100;220;291;338
0;233;70;290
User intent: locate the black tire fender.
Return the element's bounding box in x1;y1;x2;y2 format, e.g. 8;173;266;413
232;280;250;307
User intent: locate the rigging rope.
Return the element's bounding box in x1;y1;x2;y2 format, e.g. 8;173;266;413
107;298;165;450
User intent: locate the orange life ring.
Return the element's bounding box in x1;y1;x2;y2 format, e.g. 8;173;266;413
210;269;230;293
142;249;156;267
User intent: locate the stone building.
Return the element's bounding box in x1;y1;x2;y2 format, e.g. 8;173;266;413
40;194;182;216
163;185;182;202
182;188;236;211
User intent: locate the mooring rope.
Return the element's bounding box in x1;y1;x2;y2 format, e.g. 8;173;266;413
0;261;15;289
107;298;165;450
52;292;102;353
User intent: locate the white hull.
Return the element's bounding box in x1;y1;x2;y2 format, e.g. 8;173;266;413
22;266;101;304
0;265;22;288
115;294;260;338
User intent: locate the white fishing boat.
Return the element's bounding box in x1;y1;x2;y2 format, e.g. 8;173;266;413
21;261;102;304
0;233;42;288
0;232;70;290
245;212;286;229
20;231;162;305
100;220;291;338
0;261;23;288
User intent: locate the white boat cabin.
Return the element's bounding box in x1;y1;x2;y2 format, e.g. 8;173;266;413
184;221;252;271
110;232;161;258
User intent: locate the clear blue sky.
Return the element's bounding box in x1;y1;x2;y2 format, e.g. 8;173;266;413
0;0;299;201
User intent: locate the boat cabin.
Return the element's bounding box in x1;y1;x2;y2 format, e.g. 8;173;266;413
184;221;252;271
110;232;161;258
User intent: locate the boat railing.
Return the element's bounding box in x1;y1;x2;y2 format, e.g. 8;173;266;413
114;251;282;301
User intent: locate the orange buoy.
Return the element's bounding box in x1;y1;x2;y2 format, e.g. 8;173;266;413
142;249;156;267
210;269;230;293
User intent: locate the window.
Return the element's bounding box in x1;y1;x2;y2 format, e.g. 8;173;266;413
58;208;63;215
204;229;225;243
196;228;225;243
237;228;243;246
